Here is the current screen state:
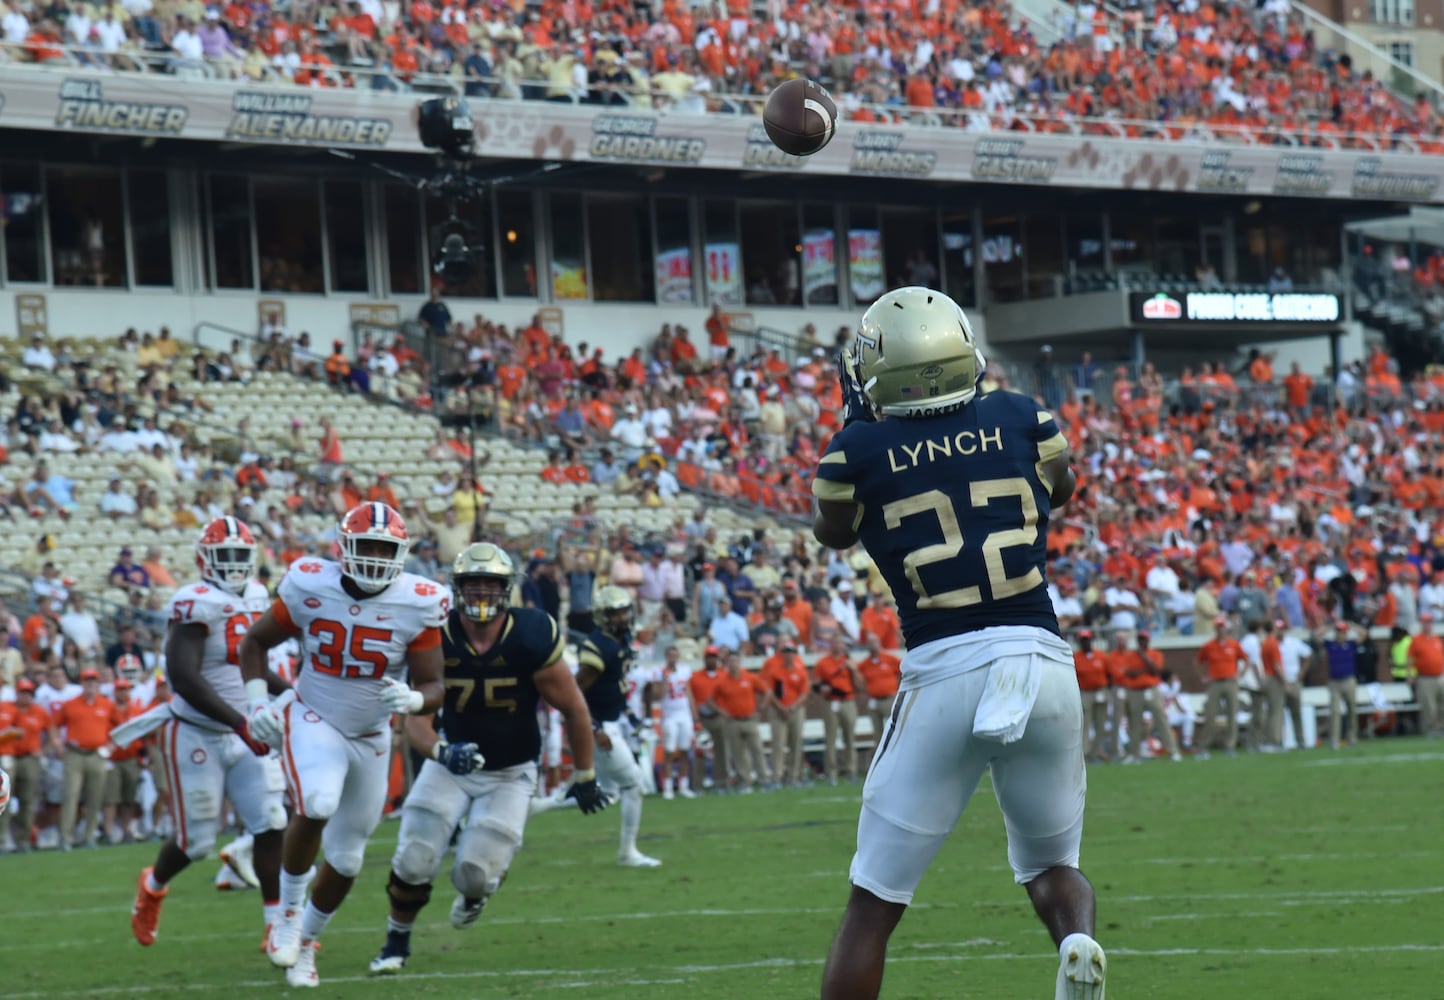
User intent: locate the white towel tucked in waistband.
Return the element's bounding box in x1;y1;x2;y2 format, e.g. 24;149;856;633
972;654;1044;744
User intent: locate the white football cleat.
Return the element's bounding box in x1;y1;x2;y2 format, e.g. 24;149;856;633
678;785;696;799
450;894;485;929
219;835;259;889
1055;932;1106;1000
266;911;302;968
213;863;254;891
285;938;320;988
617;850;662;868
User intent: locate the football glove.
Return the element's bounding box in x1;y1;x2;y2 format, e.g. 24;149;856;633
838;349;875;427
432;740;486;776
232;719;271;757
565;769;611;815
245;699;285;748
379;677;425;714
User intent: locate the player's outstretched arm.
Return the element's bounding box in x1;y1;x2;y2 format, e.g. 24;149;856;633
813;499;862;551
404;641;446;715
238;609;300;748
1041;452;1077;509
166;621;244;730
535;660;596;773
238;610;296;685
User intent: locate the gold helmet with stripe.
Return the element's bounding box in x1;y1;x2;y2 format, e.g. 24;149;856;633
850;285;987;419
452;542;515;623
593;584;634;636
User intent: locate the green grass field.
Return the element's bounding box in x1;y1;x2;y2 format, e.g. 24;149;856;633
4;741;1442;999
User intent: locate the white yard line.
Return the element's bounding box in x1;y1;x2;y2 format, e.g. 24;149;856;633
7;941;1444;998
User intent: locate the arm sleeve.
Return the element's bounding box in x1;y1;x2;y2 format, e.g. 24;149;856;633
577;639;605;673
270;597;301;636
811;426;860;503
1033;408;1068;466
407;627;442;652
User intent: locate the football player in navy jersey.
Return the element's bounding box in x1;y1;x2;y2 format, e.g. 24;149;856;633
577;585;661;868
813;287;1106;1000
370;543;607;975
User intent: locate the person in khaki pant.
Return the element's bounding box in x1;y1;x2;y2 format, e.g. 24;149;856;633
1319;621;1360;748
855;634;902;765
688;647;731;791
1258;620;1288;749
103;679;147;842
49;668;117;849
0;678;51;851
715;652;770;790
812;635;862;784
759;642;811;785
1196;616;1245;756
1407;612;1443;737
1073;630;1112;761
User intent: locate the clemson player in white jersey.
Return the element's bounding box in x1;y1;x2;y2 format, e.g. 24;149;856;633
650;646;698;799
239;502;445;989
130;517;288;951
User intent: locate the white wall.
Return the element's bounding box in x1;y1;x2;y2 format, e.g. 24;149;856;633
0;288;990;360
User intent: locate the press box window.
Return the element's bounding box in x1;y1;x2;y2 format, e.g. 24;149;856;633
48;166;126;288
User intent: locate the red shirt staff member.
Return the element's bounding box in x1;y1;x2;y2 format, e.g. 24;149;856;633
104;678;150;843
713;651;770;791
1409;613;1444;737
760;641;812;786
687;647;730;791
813;634;863;784
1117;631;1180;761
1195;616;1246;756
856;634;902;761
0;678;51;851
50;668;117;850
1073;629;1112;762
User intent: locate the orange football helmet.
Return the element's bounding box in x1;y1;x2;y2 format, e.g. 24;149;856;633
339;501;410;593
196;516;257;592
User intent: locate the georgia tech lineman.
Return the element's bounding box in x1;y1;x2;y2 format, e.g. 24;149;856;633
370;544;607;974
812;287;1105;1000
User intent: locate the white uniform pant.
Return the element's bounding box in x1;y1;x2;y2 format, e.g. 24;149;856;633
850;659;1085;905
596;719;644;792
660;714;694;754
392;760;536;897
280;700;390;878
159;717;286;860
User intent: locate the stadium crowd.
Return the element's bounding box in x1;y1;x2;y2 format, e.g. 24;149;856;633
4;291;1444;850
0;0;1436;149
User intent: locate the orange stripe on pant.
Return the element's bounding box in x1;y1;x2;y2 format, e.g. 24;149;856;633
166;721;188;852
282;702;305;817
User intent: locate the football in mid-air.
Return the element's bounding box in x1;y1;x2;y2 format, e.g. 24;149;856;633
0;766;10;816
763;78;838;157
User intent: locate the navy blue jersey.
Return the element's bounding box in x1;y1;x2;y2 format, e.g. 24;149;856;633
438;607;565;770
578;629;632;723
812;389;1068;649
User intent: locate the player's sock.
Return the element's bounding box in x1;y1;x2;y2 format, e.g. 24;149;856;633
264;901;281;929
146;870;166;893
619;785;642;854
280;867;315;916
299;900;335;941
678;775;690;792
386;915;413;936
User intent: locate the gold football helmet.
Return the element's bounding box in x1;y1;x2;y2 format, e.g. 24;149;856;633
850;286;987;418
452;542;515;623
593;584;634;636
